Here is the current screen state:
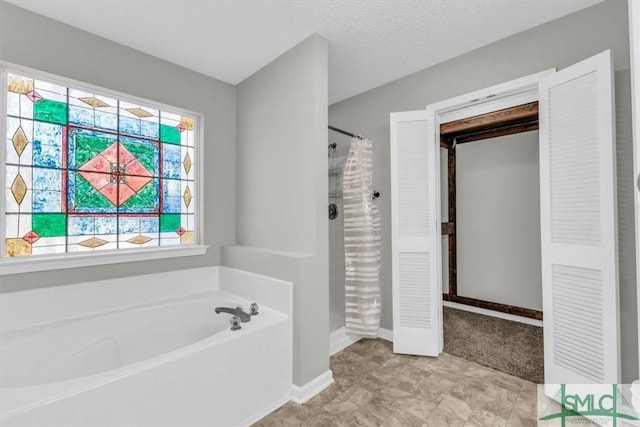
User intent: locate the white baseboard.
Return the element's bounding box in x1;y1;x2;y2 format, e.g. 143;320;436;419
290;370;334;404
330;327;362;355
443;301;543;327
378;327;393;342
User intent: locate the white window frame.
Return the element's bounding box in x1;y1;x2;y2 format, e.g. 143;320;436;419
0;62;208;275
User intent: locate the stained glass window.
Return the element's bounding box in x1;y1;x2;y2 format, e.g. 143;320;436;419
3;71;198;258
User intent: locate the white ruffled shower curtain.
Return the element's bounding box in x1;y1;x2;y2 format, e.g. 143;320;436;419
342;137;381;337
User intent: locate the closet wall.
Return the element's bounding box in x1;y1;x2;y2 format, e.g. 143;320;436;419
454;131;542;311
328;0;638;382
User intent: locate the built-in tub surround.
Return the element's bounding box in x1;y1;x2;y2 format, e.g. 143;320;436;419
0;267;293;427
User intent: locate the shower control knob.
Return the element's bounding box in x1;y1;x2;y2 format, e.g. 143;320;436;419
230;316;241;331
250;303;259;316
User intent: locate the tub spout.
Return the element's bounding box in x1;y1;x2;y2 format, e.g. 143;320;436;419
215;306;251;323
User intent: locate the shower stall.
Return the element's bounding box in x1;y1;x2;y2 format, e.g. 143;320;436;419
328;126;381;340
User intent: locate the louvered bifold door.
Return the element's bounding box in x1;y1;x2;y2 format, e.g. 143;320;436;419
539;50;620;385
390;110;441;356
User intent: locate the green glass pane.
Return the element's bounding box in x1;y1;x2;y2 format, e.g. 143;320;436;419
32;213;66;237
75;133;115;169
160;124;181;145
75;175;113;209
120;181;156;210
120;140;157;174
34;99;68;125
160;213;181;232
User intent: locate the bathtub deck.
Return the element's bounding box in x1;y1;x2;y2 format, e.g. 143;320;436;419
253;338;591;427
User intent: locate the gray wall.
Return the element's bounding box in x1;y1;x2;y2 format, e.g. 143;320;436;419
328;0;638;381
0;1;236;291
226;34;329;387
456;132;542;311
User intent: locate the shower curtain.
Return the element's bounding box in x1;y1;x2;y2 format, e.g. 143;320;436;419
342;137;381;337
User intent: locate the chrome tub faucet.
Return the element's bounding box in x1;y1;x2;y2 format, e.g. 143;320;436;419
215;306;251;323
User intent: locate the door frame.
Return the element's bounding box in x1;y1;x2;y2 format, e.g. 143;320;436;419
629;0;640;377
426;69;554;325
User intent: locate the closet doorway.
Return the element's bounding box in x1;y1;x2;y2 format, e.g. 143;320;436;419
440;101;542;320
439;102;544;382
390;50;620;388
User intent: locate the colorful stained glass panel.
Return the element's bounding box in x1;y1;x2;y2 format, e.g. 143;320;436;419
4;71;198;258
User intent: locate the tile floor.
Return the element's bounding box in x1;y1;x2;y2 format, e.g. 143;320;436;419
252;339;585;427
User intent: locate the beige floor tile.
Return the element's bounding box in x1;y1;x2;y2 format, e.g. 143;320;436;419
449;375;489;410
475;382;519;420
490;370;525;394
420;372;458;404
424;406;467;427
439;394;475;420
464;363;500;380
323;384;375;416
362;393;399;422
382;409;424;427
254;340;540;427
305;384;343;408
338;409;385;426
402;397;438;421
506;407;537;427
303;408;342;427
467;407;508;427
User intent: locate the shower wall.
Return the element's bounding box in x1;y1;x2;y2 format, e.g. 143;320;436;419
328;134;351;332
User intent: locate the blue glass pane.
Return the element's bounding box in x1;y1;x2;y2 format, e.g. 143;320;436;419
33;167;61;190
94;217;117;234
119;216;159;234
32;167;63;213
140;121;159;139
163;179;181;213
94;111;118;131
68;216;95;236
119;116;141;136
69;105;95;127
32;190;62;212
68;215;116;236
162;144;181;179
33;122;63;168
34;121;63;146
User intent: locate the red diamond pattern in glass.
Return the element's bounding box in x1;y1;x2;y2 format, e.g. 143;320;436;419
78;142;152;207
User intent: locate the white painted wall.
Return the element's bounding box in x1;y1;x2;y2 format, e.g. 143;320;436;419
456;132;542;311
229;34;329;387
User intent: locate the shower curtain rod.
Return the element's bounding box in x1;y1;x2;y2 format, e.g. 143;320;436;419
329;125;365;140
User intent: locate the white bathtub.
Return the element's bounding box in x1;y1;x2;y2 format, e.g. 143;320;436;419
0;267;293;427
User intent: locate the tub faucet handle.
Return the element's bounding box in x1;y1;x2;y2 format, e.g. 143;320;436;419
229;316;242;331
250;303;259;316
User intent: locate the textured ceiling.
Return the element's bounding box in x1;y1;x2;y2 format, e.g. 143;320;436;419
6;0;602;104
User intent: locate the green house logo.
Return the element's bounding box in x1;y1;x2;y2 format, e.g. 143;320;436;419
539;384;639;426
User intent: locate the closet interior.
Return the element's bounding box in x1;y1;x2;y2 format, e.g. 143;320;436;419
440;102;543;320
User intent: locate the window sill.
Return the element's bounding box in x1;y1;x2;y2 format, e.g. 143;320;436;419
0;245;209;276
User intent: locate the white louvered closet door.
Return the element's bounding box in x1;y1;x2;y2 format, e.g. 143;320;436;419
539;50;620;385
390;110;441;356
